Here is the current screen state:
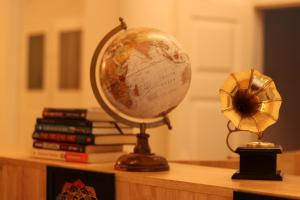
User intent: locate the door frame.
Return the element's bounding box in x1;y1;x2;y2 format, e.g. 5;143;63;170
252;0;300;71
253;0;300;9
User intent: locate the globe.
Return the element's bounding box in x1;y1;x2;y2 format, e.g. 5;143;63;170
99;27;191;121
90;18;191;172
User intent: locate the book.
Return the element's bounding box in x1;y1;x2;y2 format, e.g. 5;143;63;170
33;140;123;153
33;131;94;144
36;118;130;128
31;148;125;163
32;131;136;145
42;107;113;121
35;123;132;135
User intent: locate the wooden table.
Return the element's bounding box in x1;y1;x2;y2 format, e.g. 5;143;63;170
0;154;299;200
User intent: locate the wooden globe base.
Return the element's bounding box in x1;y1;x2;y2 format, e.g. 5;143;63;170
114;133;169;172
114;153;169;172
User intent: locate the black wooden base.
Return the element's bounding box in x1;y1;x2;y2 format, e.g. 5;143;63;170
233;146;283;181
232;170;283;180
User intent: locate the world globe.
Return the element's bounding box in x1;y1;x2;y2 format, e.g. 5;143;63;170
100;28;191;122
90;18;191;171
90;19;191;127
98;27;191;123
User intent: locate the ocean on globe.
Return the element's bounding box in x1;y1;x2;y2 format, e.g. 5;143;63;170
99;28;191;119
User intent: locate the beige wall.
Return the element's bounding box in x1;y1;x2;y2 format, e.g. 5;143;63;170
119;0;175;33
0;0;21;152
82;0;120;108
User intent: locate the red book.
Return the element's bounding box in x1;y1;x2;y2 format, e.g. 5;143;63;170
32;149;125;163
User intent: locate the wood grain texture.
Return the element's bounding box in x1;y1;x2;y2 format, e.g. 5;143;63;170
0;154;300;199
0;163;22;200
173;151;300;176
22;166;45;200
116;181;231;200
0;159;46;200
172;160;239;169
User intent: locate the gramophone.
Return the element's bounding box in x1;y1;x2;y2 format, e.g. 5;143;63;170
220;69;283;180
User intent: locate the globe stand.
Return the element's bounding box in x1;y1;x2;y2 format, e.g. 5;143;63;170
114;124;169;172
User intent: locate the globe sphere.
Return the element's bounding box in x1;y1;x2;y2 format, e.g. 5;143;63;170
99;28;191;119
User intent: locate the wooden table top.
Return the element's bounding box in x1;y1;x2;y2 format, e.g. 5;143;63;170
1;154;300;199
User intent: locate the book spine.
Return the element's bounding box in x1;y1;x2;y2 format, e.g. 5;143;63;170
42;108;87;119
33;141;86;152
32;149;66;161
32;149;88;163
65;152;88;163
32;132;95;145
36;118;92;127
32;149;65;161
35;123;92;134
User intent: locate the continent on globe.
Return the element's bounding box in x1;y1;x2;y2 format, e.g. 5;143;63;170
100;28;191;119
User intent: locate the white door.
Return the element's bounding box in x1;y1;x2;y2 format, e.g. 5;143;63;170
0;0;21;151
169;0;254;160
18;24;51;152
18;18;84;153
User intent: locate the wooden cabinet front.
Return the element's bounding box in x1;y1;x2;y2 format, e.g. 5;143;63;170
0;159;45;200
0;156;299;200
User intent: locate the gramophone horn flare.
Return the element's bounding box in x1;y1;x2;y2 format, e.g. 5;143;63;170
220;69;282;135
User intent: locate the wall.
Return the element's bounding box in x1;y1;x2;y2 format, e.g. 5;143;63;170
82;0;120;108
119;0;175;33
0;0;20;152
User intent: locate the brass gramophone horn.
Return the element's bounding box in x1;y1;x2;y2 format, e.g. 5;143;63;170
219;69;282;152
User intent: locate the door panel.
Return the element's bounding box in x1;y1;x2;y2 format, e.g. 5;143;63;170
190;72;227;99
19;27;51;152
51;19;83;108
187;102;229;160
190;18;236;72
169;0;253;160
19;20;83;153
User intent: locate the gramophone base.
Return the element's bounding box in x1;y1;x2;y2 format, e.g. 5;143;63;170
232;170;283;180
233;146;283;181
114;153;169;172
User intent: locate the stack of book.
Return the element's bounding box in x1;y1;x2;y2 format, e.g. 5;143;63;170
32;108;136;163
